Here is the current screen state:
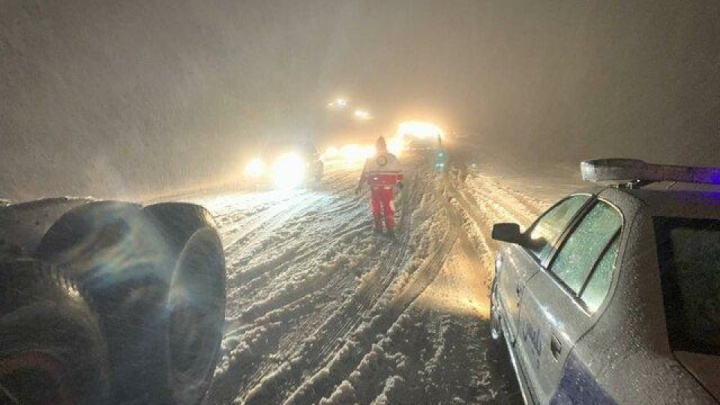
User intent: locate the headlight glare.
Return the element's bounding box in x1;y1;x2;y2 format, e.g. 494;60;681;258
245;158;266;177
273;153;307;188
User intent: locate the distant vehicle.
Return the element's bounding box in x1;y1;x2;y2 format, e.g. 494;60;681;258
490;159;720;404
402;133;441;151
398;121;443;151
242;139;324;188
0;198;226;404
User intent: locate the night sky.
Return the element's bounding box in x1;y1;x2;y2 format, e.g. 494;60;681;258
1;0;719;200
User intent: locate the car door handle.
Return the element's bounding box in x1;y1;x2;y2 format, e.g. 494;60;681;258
550;335;562;360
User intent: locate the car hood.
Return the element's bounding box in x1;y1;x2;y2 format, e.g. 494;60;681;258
675;351;720;402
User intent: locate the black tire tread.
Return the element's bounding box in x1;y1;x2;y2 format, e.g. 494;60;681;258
0;259;109;404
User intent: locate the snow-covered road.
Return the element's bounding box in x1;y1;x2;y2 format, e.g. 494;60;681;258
176;143;583;404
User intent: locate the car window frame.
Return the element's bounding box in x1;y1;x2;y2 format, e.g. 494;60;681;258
542;198;624;315
524;193;595;268
578;235;621;313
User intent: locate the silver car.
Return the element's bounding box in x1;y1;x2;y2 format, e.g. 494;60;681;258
490;159;720;404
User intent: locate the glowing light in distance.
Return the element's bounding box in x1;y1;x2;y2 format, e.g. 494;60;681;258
244;158;266;177
273;153;307;189
398;121;443;139
354;109;372;120
327;98;349;109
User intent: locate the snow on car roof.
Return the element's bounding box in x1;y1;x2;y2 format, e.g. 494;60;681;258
623;188;720;218
581;159;720;187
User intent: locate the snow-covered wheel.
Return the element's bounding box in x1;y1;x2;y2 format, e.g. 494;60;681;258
0;260;109;405
142;203;226;405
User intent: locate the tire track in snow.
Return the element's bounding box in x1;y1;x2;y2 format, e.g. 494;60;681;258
222;192;326;261
223;199;369;325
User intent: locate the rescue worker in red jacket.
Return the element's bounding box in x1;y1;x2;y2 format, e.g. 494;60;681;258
355;136;404;235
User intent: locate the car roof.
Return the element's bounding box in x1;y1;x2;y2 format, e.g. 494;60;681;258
625;187;720;218
594;186;720;219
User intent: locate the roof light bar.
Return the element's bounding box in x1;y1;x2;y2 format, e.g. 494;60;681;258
581;159;720;185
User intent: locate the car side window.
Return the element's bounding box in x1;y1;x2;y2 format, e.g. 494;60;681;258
550;201;622;297
655;217;720;355
527;195;591;263
581;238;620;312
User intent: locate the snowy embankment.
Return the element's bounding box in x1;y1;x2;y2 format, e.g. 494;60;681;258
176;144;579;404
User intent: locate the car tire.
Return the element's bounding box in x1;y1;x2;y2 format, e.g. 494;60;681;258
35;201;164;403
0;259;109;405
142;202;226;405
35;201;226;404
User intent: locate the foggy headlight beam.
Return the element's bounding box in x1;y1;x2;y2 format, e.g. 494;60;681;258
340;144;365;162
324;146;340;160
398;121;443;139
245;158;266;177
273;153;307;188
387;137;404;156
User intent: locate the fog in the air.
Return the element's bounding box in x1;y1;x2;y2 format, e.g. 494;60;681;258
1;0;718;200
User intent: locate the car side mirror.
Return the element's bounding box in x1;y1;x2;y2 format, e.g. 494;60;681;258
491;223;524;245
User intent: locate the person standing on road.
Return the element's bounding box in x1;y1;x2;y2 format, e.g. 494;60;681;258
355;136;404;236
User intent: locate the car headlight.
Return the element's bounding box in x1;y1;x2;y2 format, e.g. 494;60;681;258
245;158;266;177
273;153;307;188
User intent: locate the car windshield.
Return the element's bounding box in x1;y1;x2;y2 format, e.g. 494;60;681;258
655;217;720;356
